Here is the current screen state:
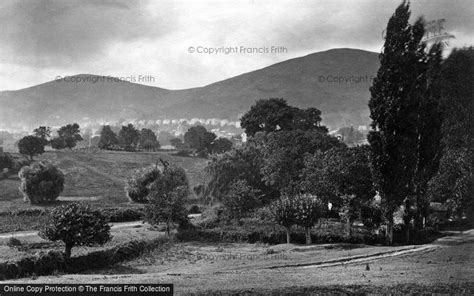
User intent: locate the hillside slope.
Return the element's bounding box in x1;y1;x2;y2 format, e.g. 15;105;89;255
0;48;379;130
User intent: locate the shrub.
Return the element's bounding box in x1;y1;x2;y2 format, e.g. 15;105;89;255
0;152;15;176
18;162;65;204
39;203;111;258
125;166;161;203
7;237;22;248
195;204;224;229
0;237;169;280
175;149;192;157
100;207;144;222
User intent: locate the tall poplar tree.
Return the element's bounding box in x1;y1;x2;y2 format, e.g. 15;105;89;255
368;1;442;244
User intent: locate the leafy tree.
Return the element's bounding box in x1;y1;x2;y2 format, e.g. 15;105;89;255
429;47;474;223
39;203;111;258
139;128;160;151
293;194;326;244
261;129;341;194
118;124;140;151
33;126;51;146
170;138;184;149
143;160;190;235
222;179;262;220
209;137;233;154
18;135;45;160
98;125;118;150
270;196;296;243
205;137;276;204
367;1;441;244
240;98;295;136
55;123;83;149
304;145;375;237
408;43;444;231
292;107;327;132
184;125;216;153
18;162;64;204
240;98;326;136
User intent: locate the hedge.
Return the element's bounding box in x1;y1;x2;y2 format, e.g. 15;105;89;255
177;226;383;245
0;237;168;280
0;207;144;222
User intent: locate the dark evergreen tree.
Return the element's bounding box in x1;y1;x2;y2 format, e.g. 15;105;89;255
98;125;118;150
118;124;140;151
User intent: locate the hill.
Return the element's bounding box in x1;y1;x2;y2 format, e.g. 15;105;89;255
0;48;379;131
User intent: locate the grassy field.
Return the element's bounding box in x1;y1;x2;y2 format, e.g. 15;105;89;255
0;150;208;213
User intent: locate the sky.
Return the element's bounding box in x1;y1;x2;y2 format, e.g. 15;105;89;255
0;0;472;91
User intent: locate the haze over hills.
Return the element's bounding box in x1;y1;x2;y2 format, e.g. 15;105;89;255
0;48;379;132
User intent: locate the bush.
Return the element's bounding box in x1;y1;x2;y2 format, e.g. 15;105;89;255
39;203;111;258
0;237;169;280
100;208;144;222
195;205;225;229
18;162;65;204
174;149;192;157
125;166;161;203
177;224;384;245
0;152;14;168
393;223;441;244
7;237;22;248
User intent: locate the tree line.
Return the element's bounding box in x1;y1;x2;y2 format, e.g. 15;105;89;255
200;2;473;245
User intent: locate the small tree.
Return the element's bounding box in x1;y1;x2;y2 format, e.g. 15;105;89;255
18;135;45;160
270;196;295;243
40;203;111;258
98;125;118;150
119;124;140;151
139;128;160;151
294;194;326;245
33;126;51;146
56;123;83;149
19;162;64;204
184;125;216;153
143;160;190;235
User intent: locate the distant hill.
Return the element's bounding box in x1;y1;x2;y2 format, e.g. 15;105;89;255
0;48;379;131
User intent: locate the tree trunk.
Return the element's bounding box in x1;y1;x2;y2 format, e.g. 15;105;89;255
304;227;312;245
285;226;291;244
406;224;410;243
64;242;73;259
386;214;394;245
347;220;353;238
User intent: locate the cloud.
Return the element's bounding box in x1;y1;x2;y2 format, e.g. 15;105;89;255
0;0;472;90
0;0;176;67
